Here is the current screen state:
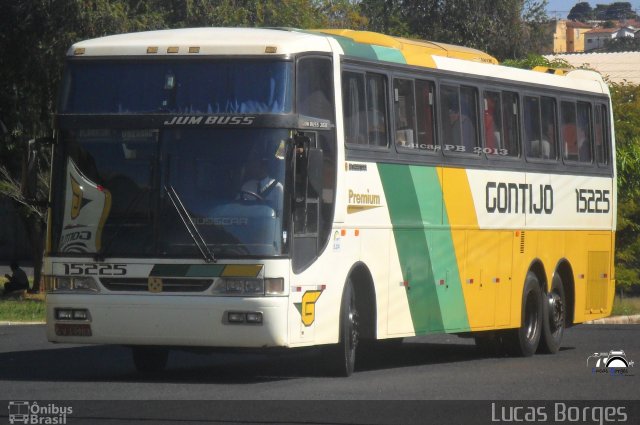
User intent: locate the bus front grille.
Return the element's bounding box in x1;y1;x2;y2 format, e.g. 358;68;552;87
100;278;213;292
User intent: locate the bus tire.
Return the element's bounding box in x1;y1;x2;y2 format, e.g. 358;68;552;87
131;346;169;374
325;280;358;377
506;272;543;357
538;274;565;354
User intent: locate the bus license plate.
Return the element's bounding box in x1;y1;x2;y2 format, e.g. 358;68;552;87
55;323;92;337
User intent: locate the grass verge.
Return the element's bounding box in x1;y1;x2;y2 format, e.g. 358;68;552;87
0;276;45;322
611;295;640;316
0;293;46;322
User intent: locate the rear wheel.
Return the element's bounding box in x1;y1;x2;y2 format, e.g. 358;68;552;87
505;272;543;357
538;274;565;354
325;280;358;377
131;347;169;374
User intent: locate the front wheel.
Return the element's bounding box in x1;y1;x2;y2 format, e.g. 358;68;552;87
538;274;565;354
505;272;543;357
324;280;358;377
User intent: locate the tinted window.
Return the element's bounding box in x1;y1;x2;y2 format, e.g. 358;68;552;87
342;72;367;145
594;104;610;165
415;80;436;151
62;60;293;114
394;79;416;148
367;74;388;147
524;95;557;160
343;71;388;147
440;84;478;153
562;100;592;163
501;91;520;157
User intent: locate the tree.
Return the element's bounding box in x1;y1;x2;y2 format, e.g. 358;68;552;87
604;2;637;20
501;53;570;69
0;0;170;289
604;36;640;52
567;2;593;21
609;81;640;291
358;0;551;60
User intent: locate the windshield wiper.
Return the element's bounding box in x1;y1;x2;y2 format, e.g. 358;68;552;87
164;184;215;263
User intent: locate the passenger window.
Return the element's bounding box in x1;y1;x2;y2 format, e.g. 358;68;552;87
342;71;388;148
562;100;592;163
484;90;520;157
342;72;366;145
524;95;556;160
501;91;520;157
577;101;593;163
366;73;388;147
483;91;502;151
440;84;478;153
415;79;436;151
394;79;416;148
594;104;609;165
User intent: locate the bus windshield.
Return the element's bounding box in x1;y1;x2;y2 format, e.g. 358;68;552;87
52;128;290;258
60;60;293;114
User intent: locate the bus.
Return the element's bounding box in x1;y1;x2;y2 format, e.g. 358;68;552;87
44;27;616;376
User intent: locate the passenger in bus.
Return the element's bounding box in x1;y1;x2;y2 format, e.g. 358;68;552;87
577;126;591;162
448;107;475;153
484;96;500;150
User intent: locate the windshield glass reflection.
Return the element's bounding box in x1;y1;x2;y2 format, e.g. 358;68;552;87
54;128;289;258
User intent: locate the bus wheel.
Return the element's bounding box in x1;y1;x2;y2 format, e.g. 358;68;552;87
131;346;169;374
325;280;358;377
538;274;565;354
506;272;543;357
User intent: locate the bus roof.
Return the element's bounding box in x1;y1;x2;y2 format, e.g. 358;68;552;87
68;27;607;95
313;29;499;67
67;27;334;57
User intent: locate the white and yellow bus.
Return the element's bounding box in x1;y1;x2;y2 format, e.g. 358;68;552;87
45;28;616;376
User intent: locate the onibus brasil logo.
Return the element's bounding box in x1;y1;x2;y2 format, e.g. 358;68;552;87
7;401;72;424
587;350;634;377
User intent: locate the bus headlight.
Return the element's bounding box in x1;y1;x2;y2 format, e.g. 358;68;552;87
51;276;100;293
211;277;286;296
212;278;264;296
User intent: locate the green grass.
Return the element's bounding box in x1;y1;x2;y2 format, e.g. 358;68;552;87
0;276;45;322
611;295;640;316
0;297;46;322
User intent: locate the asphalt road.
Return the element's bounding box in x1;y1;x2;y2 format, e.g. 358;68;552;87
0;324;638;402
2;324;639;424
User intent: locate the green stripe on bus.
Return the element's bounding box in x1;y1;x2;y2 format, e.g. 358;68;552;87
325;34;379;61
379;164;470;333
378;164;444;332
370;45;407;64
410;166;469;330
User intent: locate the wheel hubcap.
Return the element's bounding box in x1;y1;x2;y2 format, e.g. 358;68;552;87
548;292;564;332
347;299;358;354
524;292;539;341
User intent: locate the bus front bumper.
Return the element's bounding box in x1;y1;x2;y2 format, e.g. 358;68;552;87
46;293;288;348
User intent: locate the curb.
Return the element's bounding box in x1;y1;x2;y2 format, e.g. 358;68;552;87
0;321;45;326
585;314;640;325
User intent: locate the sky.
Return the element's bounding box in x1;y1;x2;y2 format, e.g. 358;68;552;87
545;0;640;19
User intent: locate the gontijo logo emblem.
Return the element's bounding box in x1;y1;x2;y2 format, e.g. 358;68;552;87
294;288;324;327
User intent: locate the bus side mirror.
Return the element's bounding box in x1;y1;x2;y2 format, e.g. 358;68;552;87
22;136;53;200
307;147;323;197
